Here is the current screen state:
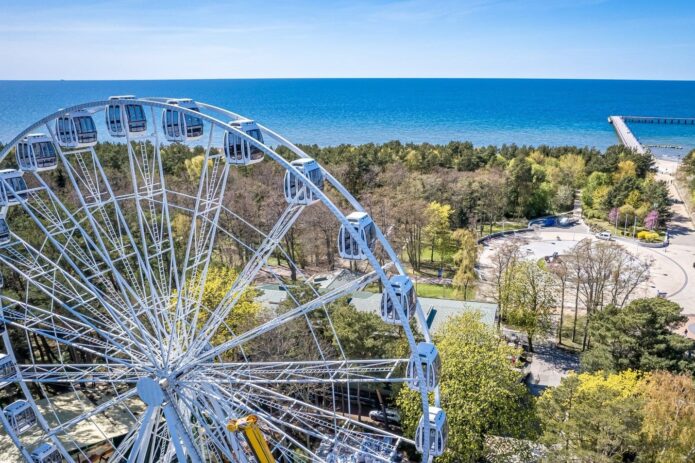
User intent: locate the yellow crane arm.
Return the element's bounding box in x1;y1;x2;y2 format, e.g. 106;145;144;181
227;415;276;463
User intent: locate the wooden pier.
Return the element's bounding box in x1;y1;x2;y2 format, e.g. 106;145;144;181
608;115;646;154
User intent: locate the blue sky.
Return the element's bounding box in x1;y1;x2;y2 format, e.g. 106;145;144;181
1;0;694;80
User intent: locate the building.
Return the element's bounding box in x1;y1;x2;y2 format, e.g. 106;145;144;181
255;269;498;333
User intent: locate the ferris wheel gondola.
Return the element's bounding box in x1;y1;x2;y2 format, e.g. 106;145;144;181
0;97;445;463
162;98;204;141
0;169;28;206
106;95;148;137
15;134;58;171
55;110;98;148
224;118;265;165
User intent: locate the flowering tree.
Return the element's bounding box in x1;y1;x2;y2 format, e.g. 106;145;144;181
645;210;659;230
608;207;619;225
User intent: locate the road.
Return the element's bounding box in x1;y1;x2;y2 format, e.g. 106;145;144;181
479;161;695;315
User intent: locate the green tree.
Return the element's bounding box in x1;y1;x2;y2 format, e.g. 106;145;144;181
537;370;645;462
581;298;695;374
504;261;555;352
397;313;536;463
451;228;478;299
423;201;453;264
506;156;536;217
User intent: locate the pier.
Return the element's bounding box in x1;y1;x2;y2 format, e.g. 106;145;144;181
608;115;646;154
621;116;695;125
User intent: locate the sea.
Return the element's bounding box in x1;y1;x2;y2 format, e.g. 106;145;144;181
1;79;694;159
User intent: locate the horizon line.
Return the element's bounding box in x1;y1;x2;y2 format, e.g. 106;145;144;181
2;76;695;83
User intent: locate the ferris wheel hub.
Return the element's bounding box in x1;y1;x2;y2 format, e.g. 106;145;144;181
136;377;165;406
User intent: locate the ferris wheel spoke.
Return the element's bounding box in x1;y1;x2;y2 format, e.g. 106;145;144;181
18;363;146;383
173;128;229;352
107;412;147;462
185;359;410;385
0;296;145;364
121;138;180;363
187;203;305;361
49;137;170;351
185;269;382;368
160;396;205;463
245;383;409;442
186;383;252;463
17;178;137;315
0;239;156;364
235;391;372;461
125;405;160;463
238;386;404;461
45;135;149;301
175;391;237;462
193;382;324;462
12;180;167;354
125;138;176;312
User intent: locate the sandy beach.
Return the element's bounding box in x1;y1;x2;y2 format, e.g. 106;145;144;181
655;157;680;176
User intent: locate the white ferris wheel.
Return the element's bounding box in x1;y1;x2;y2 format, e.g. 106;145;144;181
0;97;447;463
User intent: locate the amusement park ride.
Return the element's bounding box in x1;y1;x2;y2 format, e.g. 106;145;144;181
0;97;447;462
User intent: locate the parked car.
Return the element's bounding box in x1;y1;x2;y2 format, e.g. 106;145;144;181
595;231;612;240
369;409;401;424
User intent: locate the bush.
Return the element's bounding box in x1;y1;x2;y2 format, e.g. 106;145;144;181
583;208;605;220
637;230;660;242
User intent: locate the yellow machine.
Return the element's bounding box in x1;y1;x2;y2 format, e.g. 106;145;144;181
227;415;276;463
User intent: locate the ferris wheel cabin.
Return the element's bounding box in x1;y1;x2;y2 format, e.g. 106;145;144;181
338;211;376;260
380;275;416;324
0;170;28;206
106;96;148;137
3;400;37;435
55;111;98;148
30;443;62;463
283;158;324;205
224;119;265;165
407;342;441;392
0;218;10;245
16;134;58;172
162;99;204;142
415;406;448;457
0;354;16;387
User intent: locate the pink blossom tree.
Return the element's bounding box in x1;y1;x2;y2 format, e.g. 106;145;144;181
608;207;619;225
644;210;659;230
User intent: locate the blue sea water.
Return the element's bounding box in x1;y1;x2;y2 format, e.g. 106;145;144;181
1;79;694;157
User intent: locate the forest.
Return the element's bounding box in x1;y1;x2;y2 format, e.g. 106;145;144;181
0;138;689;462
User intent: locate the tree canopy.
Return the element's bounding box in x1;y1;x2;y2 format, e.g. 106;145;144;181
581;298;695;374
397;312;536;463
537;370;645;462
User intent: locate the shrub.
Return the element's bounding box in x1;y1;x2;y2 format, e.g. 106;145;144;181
637;230;660;242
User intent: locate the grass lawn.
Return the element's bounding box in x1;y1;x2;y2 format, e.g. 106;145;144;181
483;221;528;235
363;281;473;301
415;282;473;300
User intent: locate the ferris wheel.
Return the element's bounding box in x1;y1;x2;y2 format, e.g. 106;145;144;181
0;97;447;462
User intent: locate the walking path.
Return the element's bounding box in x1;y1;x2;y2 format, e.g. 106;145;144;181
654;159;695;314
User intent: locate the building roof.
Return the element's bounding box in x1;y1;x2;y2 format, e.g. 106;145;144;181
349;292;497;332
254;268;498;333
